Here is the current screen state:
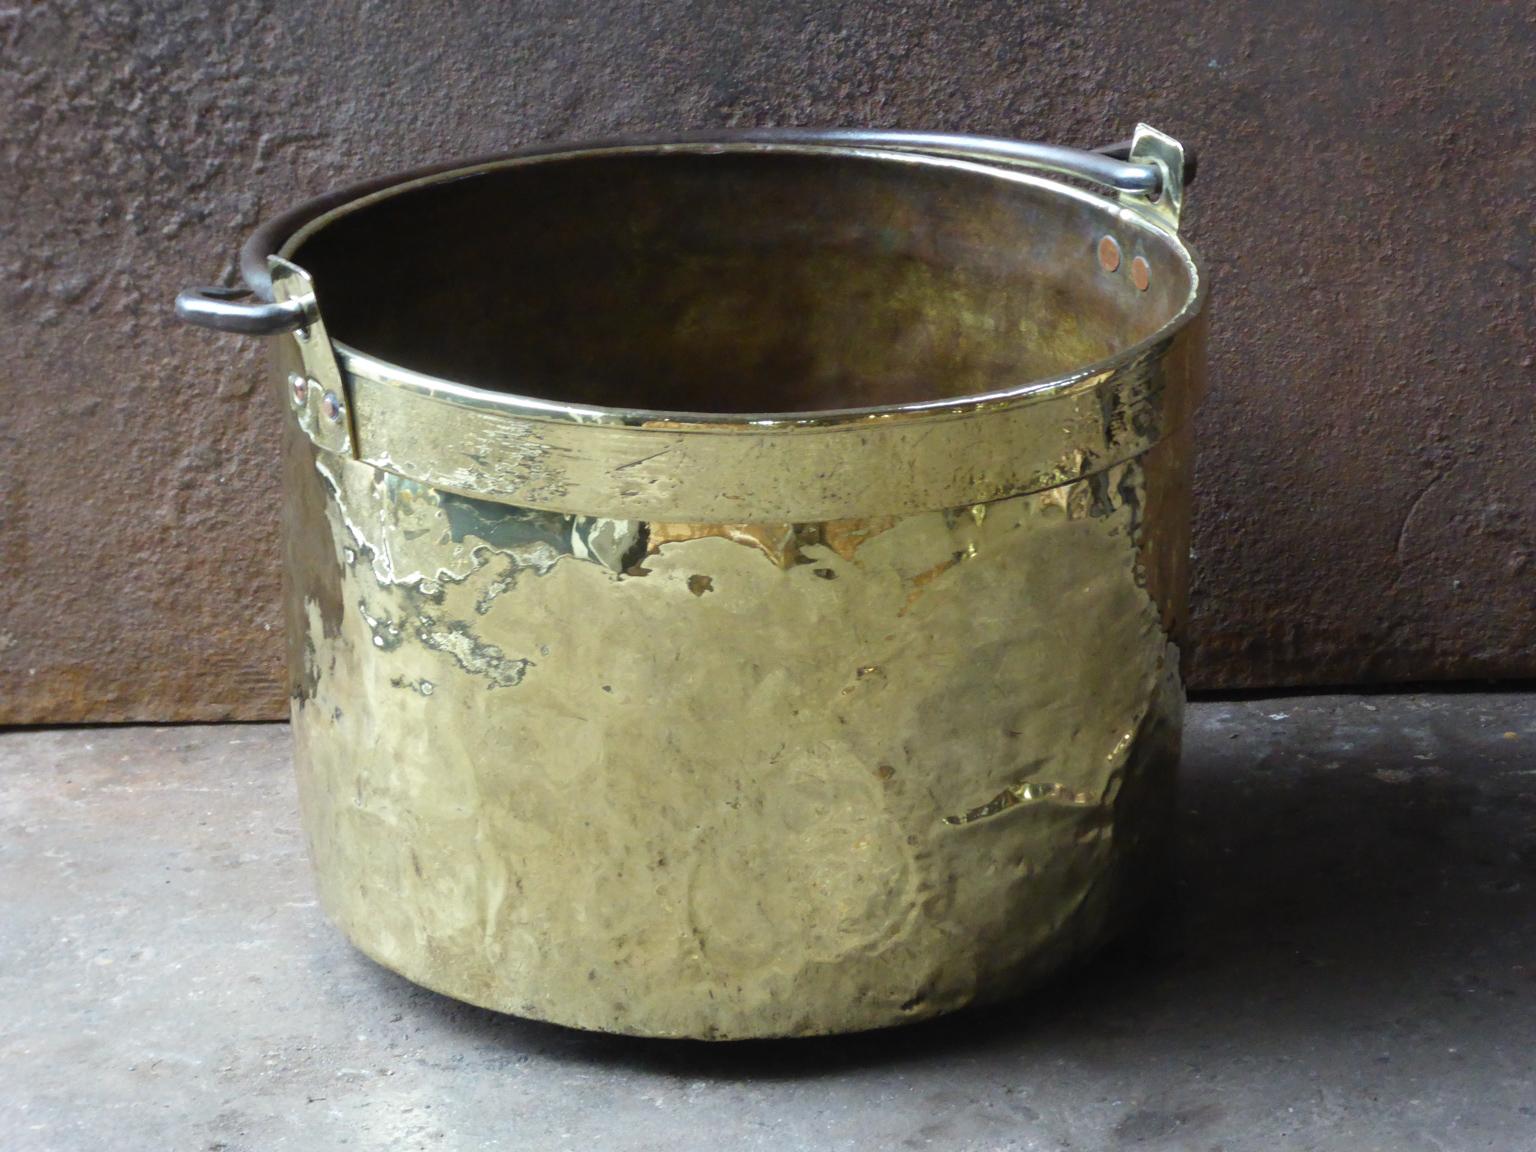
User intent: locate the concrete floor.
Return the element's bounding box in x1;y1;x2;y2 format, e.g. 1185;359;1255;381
3;694;1534;1152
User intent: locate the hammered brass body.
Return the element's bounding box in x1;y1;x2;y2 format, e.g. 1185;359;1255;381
271;144;1205;1038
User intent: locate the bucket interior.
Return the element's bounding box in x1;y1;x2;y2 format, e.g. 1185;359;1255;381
291;150;1195;415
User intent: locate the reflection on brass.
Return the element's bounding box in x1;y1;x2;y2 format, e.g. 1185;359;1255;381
257;133;1205;1038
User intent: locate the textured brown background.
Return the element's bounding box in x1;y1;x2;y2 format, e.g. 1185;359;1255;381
3;2;1533;723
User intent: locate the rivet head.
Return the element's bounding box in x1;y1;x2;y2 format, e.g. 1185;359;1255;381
1097;235;1122;273
1130;255;1151;292
321;391;343;422
288;373;308;405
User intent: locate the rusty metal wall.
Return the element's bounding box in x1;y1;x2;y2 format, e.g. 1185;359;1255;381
3;1;1532;723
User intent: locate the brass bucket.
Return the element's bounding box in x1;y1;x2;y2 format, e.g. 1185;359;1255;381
178;126;1205;1039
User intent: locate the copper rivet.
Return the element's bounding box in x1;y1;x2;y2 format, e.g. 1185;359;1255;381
321;391;343;422
1130;255;1151;292
1097;235;1121;273
289;373;308;405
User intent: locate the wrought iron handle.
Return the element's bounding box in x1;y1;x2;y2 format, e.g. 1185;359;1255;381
719;128;1166;196
176;125;1190;335
1092;137;1199;186
174;284;307;336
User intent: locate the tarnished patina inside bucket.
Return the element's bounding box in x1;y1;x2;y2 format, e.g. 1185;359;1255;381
183;128;1205;1038
291;149;1194;415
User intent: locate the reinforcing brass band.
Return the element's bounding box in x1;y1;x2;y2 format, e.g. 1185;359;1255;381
338;319;1203;522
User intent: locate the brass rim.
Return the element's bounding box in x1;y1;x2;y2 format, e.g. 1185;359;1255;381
273;141;1204;431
